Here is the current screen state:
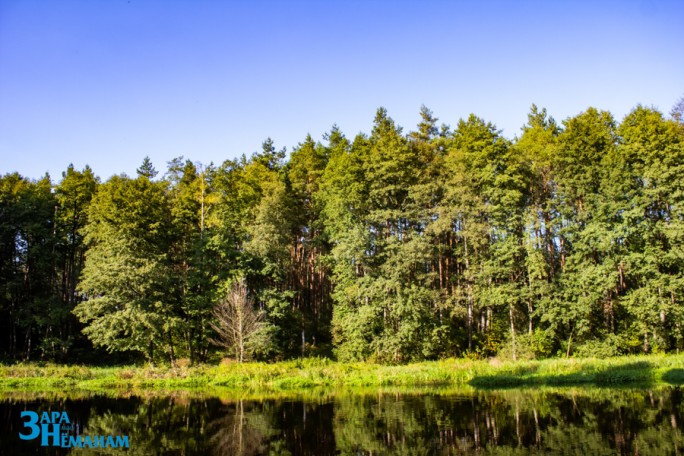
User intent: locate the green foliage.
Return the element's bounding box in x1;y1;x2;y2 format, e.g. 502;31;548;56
244;322;279;361
74;174;177;361
136;156;158;179
574;333;627;358
0;170;98;361
5;101;684;365
497;329;555;361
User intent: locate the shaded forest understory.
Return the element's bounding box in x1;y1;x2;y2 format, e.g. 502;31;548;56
2;101;684;364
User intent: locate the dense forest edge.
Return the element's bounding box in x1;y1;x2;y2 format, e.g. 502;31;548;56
2;99;684;366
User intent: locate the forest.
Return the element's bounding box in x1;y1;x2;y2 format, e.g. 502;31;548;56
1;101;684;365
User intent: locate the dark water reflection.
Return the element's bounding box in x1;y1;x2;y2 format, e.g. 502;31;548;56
1;387;683;455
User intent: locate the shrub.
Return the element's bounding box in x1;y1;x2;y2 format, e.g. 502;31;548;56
574;334;625;358
496;330;553;361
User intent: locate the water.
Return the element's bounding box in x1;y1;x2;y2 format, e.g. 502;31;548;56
1;387;683;454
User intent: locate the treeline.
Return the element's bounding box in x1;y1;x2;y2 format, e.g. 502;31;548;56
2;102;684;364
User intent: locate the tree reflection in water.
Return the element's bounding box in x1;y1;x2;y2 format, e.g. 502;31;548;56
1;388;683;455
208;400;277;455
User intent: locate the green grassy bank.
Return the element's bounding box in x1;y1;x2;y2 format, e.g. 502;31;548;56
2;354;684;393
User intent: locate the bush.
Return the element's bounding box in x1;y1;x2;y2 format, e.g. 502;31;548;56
574;334;625;358
496;330;554;361
245;323;280;361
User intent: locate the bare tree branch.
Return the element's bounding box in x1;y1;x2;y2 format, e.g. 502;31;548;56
211;278;263;362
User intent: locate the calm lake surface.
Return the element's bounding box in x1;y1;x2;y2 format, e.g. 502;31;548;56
1;387;683;455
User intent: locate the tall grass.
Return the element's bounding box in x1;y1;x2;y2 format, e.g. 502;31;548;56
2;354;684;393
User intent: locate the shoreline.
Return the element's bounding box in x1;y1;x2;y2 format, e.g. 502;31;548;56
2;354;684;393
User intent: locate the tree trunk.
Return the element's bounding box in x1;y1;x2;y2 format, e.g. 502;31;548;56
509;304;517;361
464;236;473;351
168;332;176;367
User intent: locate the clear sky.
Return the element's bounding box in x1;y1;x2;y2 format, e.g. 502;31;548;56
1;0;682;181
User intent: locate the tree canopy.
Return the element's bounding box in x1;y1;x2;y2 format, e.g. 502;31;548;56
2;100;684;363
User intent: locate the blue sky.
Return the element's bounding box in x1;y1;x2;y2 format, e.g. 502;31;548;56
1;0;682;181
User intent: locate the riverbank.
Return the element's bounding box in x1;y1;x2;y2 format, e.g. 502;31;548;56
2;354;684;392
